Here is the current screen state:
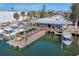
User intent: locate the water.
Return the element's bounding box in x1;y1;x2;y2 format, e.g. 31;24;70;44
0;34;79;56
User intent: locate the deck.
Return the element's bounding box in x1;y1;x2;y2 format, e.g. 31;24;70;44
63;26;79;35
7;30;46;48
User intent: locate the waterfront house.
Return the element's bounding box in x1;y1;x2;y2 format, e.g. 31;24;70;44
33;14;72;29
0;11;27;23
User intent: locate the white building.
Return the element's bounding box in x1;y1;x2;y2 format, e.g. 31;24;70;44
35;15;70;25
34;14;72;29
0;11;27;23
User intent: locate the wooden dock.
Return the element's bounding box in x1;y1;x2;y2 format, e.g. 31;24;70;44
63;26;79;35
7;30;46;48
4;25;79;48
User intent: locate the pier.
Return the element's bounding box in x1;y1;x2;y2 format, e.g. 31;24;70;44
7;30;46;48
63;26;79;35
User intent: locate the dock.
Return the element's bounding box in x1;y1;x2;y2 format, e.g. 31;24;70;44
45;27;62;35
63;26;79;35
7;30;46;48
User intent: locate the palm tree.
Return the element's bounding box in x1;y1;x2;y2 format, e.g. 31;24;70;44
21;11;26;20
70;3;79;27
48;10;54;17
69;4;79;47
11;7;14;11
27;12;32;21
13;12;19;22
38;11;47;18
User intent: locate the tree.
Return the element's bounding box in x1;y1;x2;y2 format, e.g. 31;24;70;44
37;4;47;18
27;12;32;21
13;12;19;21
21;11;26;20
48;10;54;17
11;7;14;11
38;11;47;18
70;3;79;23
69;3;79;28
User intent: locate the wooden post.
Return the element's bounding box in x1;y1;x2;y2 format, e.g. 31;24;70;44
61;41;63;49
53;24;55;38
24;28;27;42
24;31;26;40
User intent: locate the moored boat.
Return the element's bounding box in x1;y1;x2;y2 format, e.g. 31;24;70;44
61;31;73;46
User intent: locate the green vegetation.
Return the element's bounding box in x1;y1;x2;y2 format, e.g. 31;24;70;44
27;12;32;21
38;11;47;18
47;10;54;16
21;11;26;20
41;33;79;56
63;36;79;56
13;12;19;21
70;3;79;24
41;33;60;44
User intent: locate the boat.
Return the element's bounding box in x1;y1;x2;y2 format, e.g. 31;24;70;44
2;28;24;39
0;28;4;34
0;28;5;40
61;31;73;46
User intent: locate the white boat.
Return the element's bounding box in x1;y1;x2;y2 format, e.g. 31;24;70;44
61;31;73;46
0;28;4;34
2;28;24;39
2;26;33;39
0;28;5;40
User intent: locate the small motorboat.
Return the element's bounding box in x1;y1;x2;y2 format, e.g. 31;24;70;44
0;28;4;34
0;28;5;40
61;31;73;46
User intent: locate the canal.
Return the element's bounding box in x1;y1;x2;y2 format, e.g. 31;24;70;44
0;33;79;56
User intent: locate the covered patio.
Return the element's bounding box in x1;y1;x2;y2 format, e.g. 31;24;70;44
34;15;72;29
